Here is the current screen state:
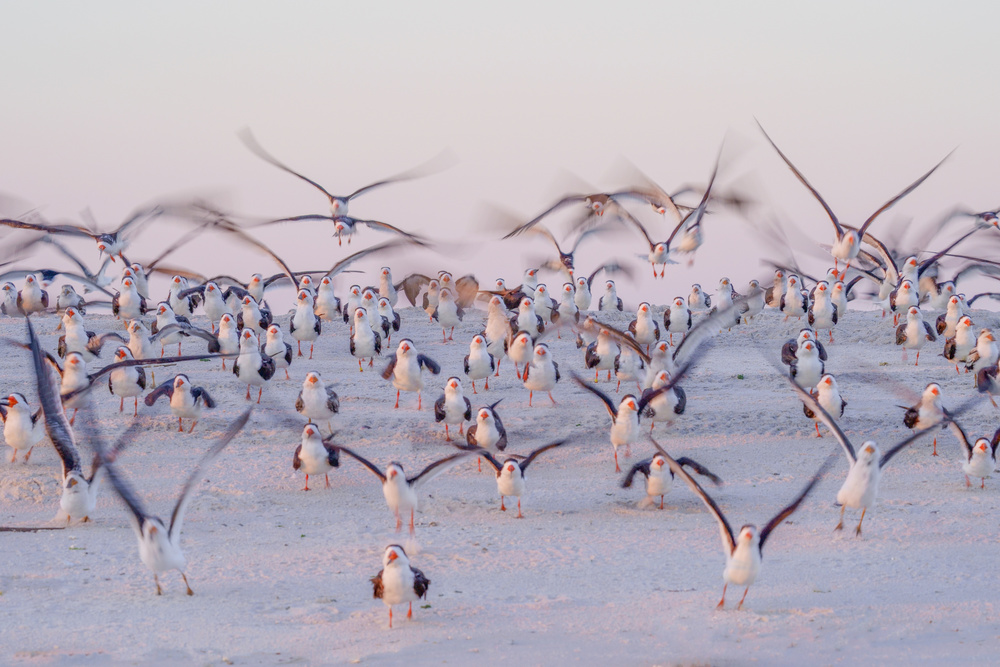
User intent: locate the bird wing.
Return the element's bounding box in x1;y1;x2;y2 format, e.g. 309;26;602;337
944;418;973;461
143;378;175;406
502;195;587;239
857;150;953;236
335;445;387;482
518;439;569;473
756;120;842;237
621;458;653;488
570;372;618;420
239;129;335;199
347;149;455;200
169;409;252;539
674;456;723;485
407;450;477;488
653;439;735;554
758;452;838;552
25;317;82;477
417;354;441;374
328;240;424;280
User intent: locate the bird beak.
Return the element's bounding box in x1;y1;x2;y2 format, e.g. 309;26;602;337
388;470;397;479
387;551;398;562
506;464;516;473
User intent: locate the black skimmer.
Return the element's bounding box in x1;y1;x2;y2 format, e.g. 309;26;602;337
464;333;495;393
433;377;472;440
895;306;936;365
802;374;846;437
901;383;947;456
295;371;340;427
108;346;146;416
0;393;44;463
663;297;692;345
468;439;570;517
263;323;294;380
350;307;382;372
432;287;464;342
598;280;623;312
96;409;251;594
234;329;275;403
523;342;561;407
293;423;340;491
144;374;216;433
382;339;441;410
370;545;430;628
622;450;720;510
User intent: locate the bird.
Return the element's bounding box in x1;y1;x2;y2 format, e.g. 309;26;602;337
263;323;294;380
764;269;786;308
176;281;231;329
166;275;198;319
216;313;240;370
572;362;694;472
656;440;836;609
108;346;147;416
585;328;621;383
523;342;561;407
622;451;721;510
557;282;580;326
509;296;544;339
233;329;276;403
469;439;570;517
792;378;957;536
376;297;400;345
780;328;828;366
944;418;999;489
506;330;535;381
292;423;340;491
289;290;322;358
532;283;558;323
739;280;766;324
779;275;807;321
370;545;430;629
15;274;49;314
895;306;936;365
688;283;711;311
433;377;472;441
336;446;474;534
789;340;824;390
641;369;687;433
466;400;508;463
628;302;660;354
598;280;623;312
964;329;998;377
432;287;464;342
314;276;342;322
901;383;947;456
1;282;18;316
237;294;272;335
807;281;838;343
295;371;340;428
663;297;692;345
758;120;949;278
802;374;846;437
150;302;191;356
382;339;441;410
96;409;251;595
889;280;919;326
464;333;495;393
144;374;217;433
350;307;382;372
0;393;44;463
614;332;646;393
936;295;964;338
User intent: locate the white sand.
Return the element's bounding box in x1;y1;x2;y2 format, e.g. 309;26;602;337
1;304;999;665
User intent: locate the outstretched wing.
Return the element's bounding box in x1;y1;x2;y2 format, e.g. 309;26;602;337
25;317;82;477
570;372;618;420
786;377;855;465
408;450;477;488
758;452;838;552
621;458;653;488
169;409;252;539
858;150;953;236
518;439;569;473
239;129;334;199
335;445;387;482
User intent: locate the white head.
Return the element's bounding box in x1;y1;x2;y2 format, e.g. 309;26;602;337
305;371;321;386
445;376;462;395
397;339;414;356
267;324;282;340
383;544;408;568
533;343;551;360
174;374;190;390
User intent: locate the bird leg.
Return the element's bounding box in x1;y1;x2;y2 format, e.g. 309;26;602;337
471;381;477;394
358;358;364;373
669;333;673;345
594;369;599;383
932;437;938;457
829;329;834;343
388;607;393;629
445;424;451;441
409;509;415;535
614;449;621;473
155;574;163;596
607;369;612;381
459;423;464;434
189;420;197;434
737;587;749;610
494;359;501;377
297;341;303;357
965;474;972;488
182;573;194;596
529;391;533;407
989;395;998;409
394;390;400;409
221;359;226;371
616;379;621;393
652;264;657;278
517;498;523;519
177;342;182;356
448;326;454;341
835;505;845;531
395;513;402;532
417;393;422;411
119;397;124;412
660;266;665;278
484;377;489;390
982;478;986;489
815;422;821;438
716;584;727;609
245;385;251;400
408;601;413;619
257;386;263;404
9;450;14;463
442;329;447;343
325;474;331;489
309;342;315;360
178;417;184;433
23;448;32;463
915;351;920;366
855;508;866;536
134;397;139;417
303;474;311;491
284;369;290;380
548;392;556;405
500;495;506;511
659;495;664;510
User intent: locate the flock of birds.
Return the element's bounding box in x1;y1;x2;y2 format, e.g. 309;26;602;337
3;125;1000;628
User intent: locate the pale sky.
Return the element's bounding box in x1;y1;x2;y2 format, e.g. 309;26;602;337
2;1;998;305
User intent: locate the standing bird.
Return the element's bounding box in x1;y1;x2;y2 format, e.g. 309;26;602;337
289;290;322;359
16;274;49;315
466;400;508;458
144;373;217;433
688;284;711;312
657;442;836;609
0;393;44;463
96;410;251;595
471;439;570;518
740;280;766;324
936;295;964;339
432;287;464;342
150;302;190;357
789;340;824;390
523;343;561;407
314;275;341;322
642;370;687;433
350;307;382;372
758;120;948;278
376;297;400;345
382;339;440;410
663;297;692;345
614;333;647;393
263;323;294;381
965;329;999;377
506;331;535;381
895;306;936;365
889;280;919;327
295;371;340;428
237;294;272;335
336;446;474;534
585;328;621;383
233;329;275;403
945;419;999;489
216;312;240;370
779;275;807;321
509;296;544;339
434;377;473;441
622;451;721;510
370;545;430;629
628;302;660;354
901;383;947;456
808;281;838;343
292;423;340;491
464;334;495;393
108;346;146;416
598;280;623;312
484;295;510;376
112;276;146;321
802;374;846;437
558;282;580;326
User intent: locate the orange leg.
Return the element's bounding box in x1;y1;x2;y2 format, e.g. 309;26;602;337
309;342;314;360
188;420;197;434
297;341;303;357
325;474;331;489
303;475;311;491
134;397;138;416
548;392;556;405
119;397;124;412
394;390;400;409
737;587;749;609
388;606;393;629
932;437;938;456
500;496;506;511
717;584;727;609
409;509;415;536
407;602;413;619
659;495;664;510
815;422;821;438
417;393;422;411
245;385;251;400
529;391;533;407
471;381;477;394
516;498;523;519
257;386;263;404
484;377;489;390
445;424;451;441
614;449;621;473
